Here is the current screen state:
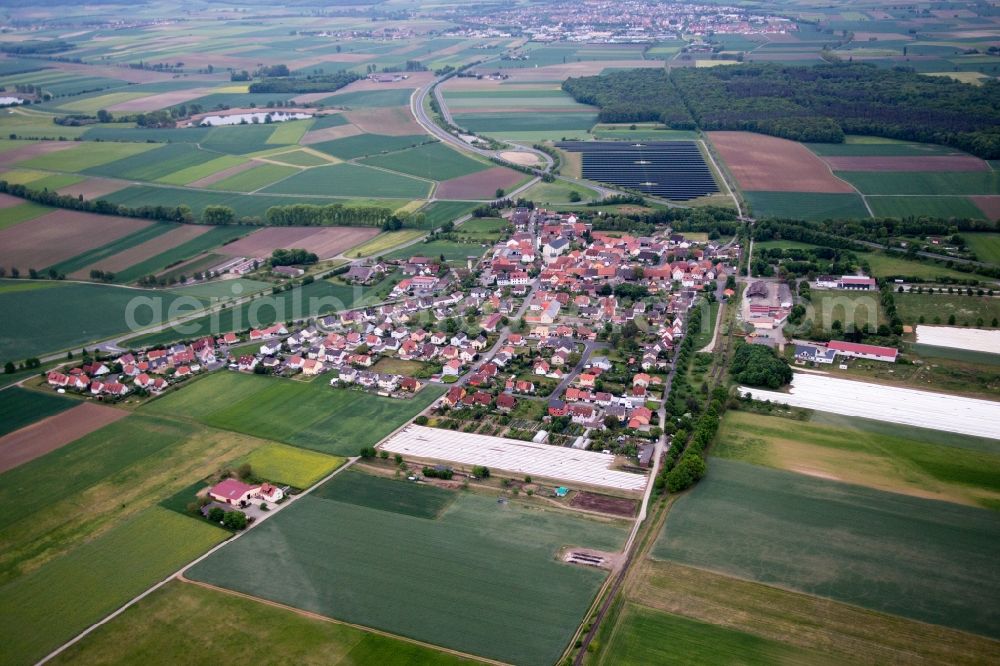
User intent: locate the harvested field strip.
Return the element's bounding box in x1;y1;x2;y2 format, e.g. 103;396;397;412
56;177;127;200
653;458;1000;638
0;403;127;474
630;559;1000;666
0;387;78;438
0;506;227;666
739;372;1000;439
300;124;364;145
48;581;479;666
206;163;300;192
713;410;1000;509
0;201;51;230
157;154;248;186
187;483;626;666
343;106;422;136
971;196;1000;221
50;222;181;274
435;166;527;200
113;225;251;283
708;131;855;193
348;229;424;257
0;210;152;275
217;226;380;259
75;224;213;277
312;469;455;518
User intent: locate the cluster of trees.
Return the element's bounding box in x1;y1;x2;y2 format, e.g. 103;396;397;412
3;358;41;374
205;507;248;530
729;342;792;389
270;248;318;267
249;71;360;94
422;466;454;480
562;69;695;128
263;203;399;228
88;269;116;282
563;64;1000;158
0;179;196;223
0;40;74;54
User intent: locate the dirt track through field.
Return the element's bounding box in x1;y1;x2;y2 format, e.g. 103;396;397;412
708;131;856;193
0;402;126;473
0;210;151;272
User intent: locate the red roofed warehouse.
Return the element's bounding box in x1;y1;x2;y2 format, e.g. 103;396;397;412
827;340;898;363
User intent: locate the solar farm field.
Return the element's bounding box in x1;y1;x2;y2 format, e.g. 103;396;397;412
49;582;479;666
554;141;719;200
187;470;628;666
143;372;444;456
653;458;1000;638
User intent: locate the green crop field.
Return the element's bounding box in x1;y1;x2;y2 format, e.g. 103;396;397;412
0;387;78;437
313;470;456;518
318;88;415;108
522;179;599;204
156;155;248;186
112;226;251;284
261;163;430;198
806;141;960;157
0;201;52;230
349;229;425;257
0;281;209;360
862;250;976;281
207;163;299;192
808;288;881;330
838;171;1000;196
596;603;832;666
200;124;288;154
84;143;222;182
144;372;444;456
239;443;345;489
361;142;489;181
591;127;700;140
965;233;1000;264
46;222;182;275
187;472;627;666
895;292;1000;326
0;507;227;666
310;134;429;160
451;217;508;243
454;111;598;134
714;410;1000;509
415;200;479;229
266;118;313;145
50;581;480;666
167;278;273;300
744;191;870;220
653;458;1000;638
867;196;986;219
16;142;158;173
266;149;332;167
386;239;487;264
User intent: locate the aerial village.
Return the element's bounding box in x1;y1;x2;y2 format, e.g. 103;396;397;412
42;208;741;466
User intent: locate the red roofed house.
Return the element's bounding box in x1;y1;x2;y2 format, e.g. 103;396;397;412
496;393;517;412
827;340;898;363
209;479;258;506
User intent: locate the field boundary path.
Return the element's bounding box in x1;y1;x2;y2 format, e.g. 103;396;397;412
35;457;360;666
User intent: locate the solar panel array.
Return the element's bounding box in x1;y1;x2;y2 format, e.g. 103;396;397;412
555;141;719;200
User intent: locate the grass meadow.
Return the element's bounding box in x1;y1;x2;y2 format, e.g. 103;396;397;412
653;458;1000;638
895;292;1000;325
239;442;345;488
144;372;444;456
50;581;480;666
187;471;627;665
965;232;1000;264
713;410;1000;509
0;387;78;437
0;507;227;666
0;202;52;230
386;239;487;264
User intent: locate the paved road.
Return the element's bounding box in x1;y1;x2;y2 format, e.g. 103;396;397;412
549;340;608;399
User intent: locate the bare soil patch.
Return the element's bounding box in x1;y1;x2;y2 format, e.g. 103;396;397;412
1;141;76;165
343;107;422;136
436;166;526;199
0;402;126;473
72;224;213;277
56;177;128;200
217;226;379;259
822;155;988;172
47;60;174;84
570;491;638;517
708;131;856;193
108;87;216;112
300;124;364;145
0;210;151;272
0;193;24;208
500;151;540;166
971;196;1000;220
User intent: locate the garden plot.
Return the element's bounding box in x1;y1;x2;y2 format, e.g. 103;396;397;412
739;372;1000;440
915;325;1000;354
380;425;647;491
